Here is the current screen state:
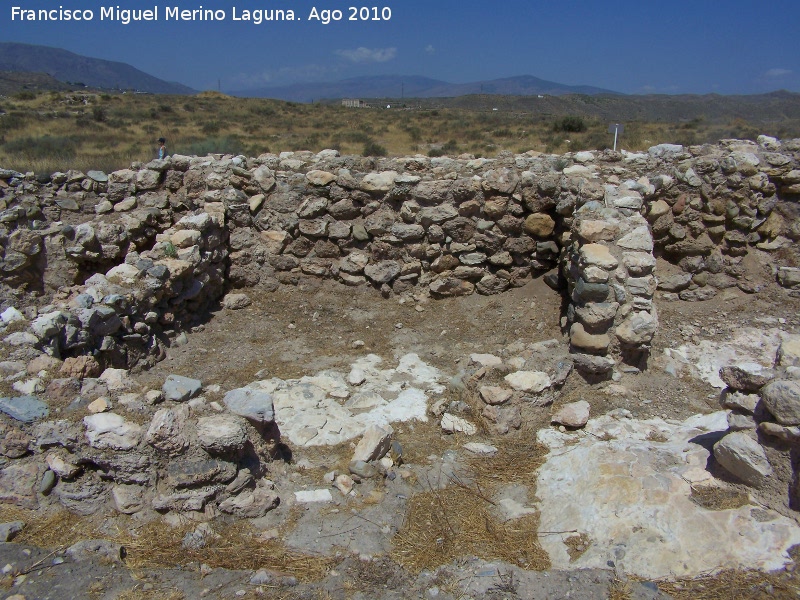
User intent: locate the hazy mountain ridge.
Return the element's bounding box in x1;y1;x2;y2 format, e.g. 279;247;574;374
0;42;195;95
229;74;619;101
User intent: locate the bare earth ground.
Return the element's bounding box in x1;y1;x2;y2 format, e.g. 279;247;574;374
3;261;800;599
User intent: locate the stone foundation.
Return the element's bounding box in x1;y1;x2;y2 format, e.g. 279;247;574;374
0;135;798;370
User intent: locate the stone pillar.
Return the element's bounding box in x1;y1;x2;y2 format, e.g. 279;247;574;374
564;200;658;374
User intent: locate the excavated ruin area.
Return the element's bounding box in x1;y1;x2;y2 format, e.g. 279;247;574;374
1;137;800;598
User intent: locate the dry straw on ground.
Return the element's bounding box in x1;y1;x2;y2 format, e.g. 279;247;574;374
689;485;751;511
0;506;333;582
391;485;550;573
117;519;334;580
0;506;97;549
117;589;185;600
392;426;551;572
655;569;800;600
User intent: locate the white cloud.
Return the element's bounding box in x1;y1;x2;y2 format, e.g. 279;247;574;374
335;47;397;63
425;45;435;55
763;68;792;78
228;64;335;88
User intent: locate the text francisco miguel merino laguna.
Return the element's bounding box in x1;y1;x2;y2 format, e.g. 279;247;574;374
10;5;319;24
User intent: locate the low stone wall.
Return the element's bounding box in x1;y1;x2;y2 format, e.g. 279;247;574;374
0;135;798;370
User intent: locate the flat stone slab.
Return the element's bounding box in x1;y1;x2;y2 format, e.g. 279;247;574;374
661;327;782;388
536;411;800;578
162;374;202;402
223;388;275;423
246;353;442;447
294;489;333;503
0;396;49;423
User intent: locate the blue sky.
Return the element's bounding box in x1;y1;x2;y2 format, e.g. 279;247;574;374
4;0;800;94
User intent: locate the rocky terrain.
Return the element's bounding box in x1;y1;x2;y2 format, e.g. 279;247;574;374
1;137;800;599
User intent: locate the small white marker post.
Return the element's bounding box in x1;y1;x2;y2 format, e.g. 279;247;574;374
608;123;624;151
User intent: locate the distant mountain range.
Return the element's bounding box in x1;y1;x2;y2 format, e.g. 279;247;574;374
230;74;620;101
0;42;195;95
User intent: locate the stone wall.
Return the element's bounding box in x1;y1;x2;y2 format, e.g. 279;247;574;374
0;135;798;370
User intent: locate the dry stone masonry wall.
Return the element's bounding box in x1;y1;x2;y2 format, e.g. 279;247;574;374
0;136;799;373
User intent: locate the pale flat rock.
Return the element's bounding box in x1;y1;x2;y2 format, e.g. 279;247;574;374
218;487;279;518
12;378;44;396
1;307;25;324
45;453;81;479
778;333;800;368
720;390;759;414
662;328;783;388
222;293;251;310
87;397;112;413
302;372;350;399
223;387;274;423
720;363;777;392
348;368;367;386
84;413;142;450
294;489;333;503
4;332;38;347
579;244;618;270
441;413;477;435
536;411;800;578
256;353;439;446
335;474;355;496
98;368;134;393
162;374;202;402
469;353;503;368
352;424;393;462
496;497;539;520
360;171;398;192
145;407;189;455
479;386;512;405
504;371;551;393
617;226;654;252
306;170;336;186
196;415;248;454
463;442;498;456
551;401;590;428
112;484;144;514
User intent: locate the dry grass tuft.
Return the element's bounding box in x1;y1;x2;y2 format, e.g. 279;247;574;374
390;423;551;573
0;506;333;583
689;486;751;511
657;569;800;600
564;532;591;562
116;519;334;581
466;438;549;492
646;430;670;443
608;576;633;600
117;589;185;600
0;506;100;549
391;486;550;573
393;419;466;465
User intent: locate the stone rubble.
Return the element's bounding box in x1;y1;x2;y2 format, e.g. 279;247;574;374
0;138;799;589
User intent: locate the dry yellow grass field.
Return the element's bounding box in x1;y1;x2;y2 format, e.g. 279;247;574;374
0;89;792;173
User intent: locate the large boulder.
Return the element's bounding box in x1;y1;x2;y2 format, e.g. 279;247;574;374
196;415;249;454
760;380;800;426
713;432;772;487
